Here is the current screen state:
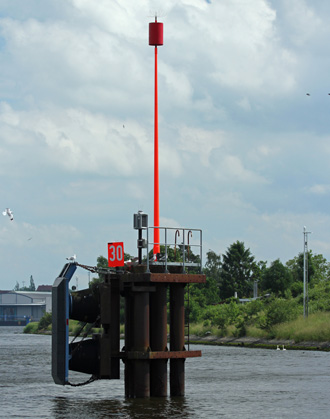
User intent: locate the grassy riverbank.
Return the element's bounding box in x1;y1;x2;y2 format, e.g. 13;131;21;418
188;335;330;351
24;311;330;350
189;311;330;342
24;317;125;336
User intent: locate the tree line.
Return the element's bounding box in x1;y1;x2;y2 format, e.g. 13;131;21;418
14;275;36;291
186;240;330;332
201;240;330;302
29;241;330;340
92;240;330;304
90;241;330;336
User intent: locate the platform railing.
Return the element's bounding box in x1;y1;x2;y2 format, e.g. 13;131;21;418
145;226;202;273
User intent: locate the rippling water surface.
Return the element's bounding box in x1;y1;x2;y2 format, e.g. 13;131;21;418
1;326;330;418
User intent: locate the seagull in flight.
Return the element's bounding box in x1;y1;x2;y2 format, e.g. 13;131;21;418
66;254;77;262
2;208;14;221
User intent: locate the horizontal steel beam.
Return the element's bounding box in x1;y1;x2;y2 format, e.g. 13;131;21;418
123;273;206;284
121;350;202;360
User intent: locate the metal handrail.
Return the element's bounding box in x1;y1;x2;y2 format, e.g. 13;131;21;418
145;226;203;273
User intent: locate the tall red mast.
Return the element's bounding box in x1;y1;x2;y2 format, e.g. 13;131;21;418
149;17;163;256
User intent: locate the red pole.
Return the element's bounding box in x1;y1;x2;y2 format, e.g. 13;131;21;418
154;44;160;256
149;18;163;257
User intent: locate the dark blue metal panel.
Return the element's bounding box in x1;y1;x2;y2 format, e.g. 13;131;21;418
51;263;76;385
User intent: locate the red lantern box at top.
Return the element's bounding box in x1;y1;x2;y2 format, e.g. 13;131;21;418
149;21;163;46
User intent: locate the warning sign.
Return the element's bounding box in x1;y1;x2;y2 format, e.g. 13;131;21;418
108;242;125;267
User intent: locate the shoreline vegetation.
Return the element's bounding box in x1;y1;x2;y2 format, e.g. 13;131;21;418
24;310;330;351
23;246;330;352
188;336;330;351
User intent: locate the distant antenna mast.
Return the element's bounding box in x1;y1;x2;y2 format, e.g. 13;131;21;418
149;15;163;257
303;226;311;318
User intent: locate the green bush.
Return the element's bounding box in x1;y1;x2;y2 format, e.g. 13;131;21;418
290;281;303;298
308;281;330;313
187;297;205;323
242;299;263;318
223;299;241;325
258;298;300;331
23;322;38;334
232;316;247;337
37;312;52;331
202;304;223;326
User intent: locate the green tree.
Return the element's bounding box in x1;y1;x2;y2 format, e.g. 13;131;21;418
258;297;300;331
13;276;36;292
89;255;108;287
254;260;267;286
220;241;256;299
204;250;221;281
261;259;293;296
309;253;330;284
308;280;330;312
286;251;315;284
89;253;133;287
286;251;319;297
146;244;200;265
29;275;36;291
37;311;52;331
199;250;221;304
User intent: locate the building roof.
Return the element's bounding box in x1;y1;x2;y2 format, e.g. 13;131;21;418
36;285;52;292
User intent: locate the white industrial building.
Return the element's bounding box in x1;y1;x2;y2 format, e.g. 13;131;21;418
0;290;52;325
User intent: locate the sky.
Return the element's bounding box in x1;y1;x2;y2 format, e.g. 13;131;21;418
1;0;330;290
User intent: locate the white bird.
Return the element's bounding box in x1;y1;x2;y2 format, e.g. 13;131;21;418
2;208;14;221
282;345;286;351
124;257;139;266
276;345;280;350
66;254;77;262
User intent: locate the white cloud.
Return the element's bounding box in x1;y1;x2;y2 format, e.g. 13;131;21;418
160;62;193;107
0;103;149;176
237;97;252;112
255;144;280;157
178;126;225;166
0;221;82;248
71;0;149;38
0;16;150;113
278;0;324;47
254;210;330;260
197;1;296;93
0;102;189;180
306;184;330;195
1;0;330;289
213;154;268;185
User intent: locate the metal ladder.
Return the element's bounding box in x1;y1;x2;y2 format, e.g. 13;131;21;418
184;283;190;350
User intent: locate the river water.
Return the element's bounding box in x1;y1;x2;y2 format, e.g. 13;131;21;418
1;326;330;418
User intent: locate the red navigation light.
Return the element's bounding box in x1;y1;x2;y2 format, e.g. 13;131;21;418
149;22;163;46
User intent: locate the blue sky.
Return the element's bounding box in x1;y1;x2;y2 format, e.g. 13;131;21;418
1;0;330;290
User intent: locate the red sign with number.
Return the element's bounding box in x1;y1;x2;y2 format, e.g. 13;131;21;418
108;242;125;267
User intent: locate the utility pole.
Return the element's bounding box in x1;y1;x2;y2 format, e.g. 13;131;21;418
303;226;311;318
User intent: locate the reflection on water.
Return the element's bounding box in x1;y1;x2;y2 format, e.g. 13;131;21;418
52;396;192;419
1;326;330;418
